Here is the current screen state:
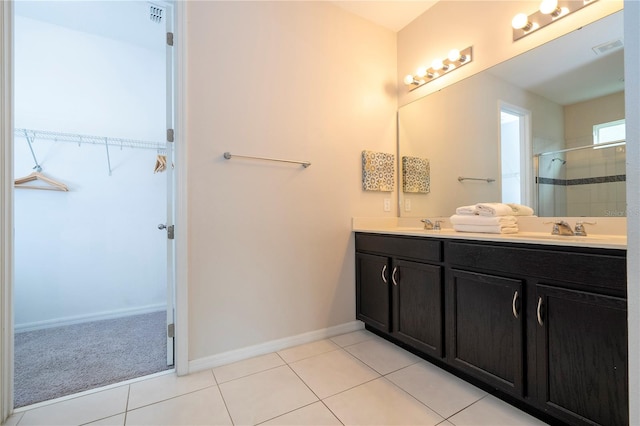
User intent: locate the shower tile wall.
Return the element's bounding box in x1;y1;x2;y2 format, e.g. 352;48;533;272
566;145;626;216
538;145;626;217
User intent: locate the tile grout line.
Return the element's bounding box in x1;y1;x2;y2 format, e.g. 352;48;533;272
123;385;131;426
211;380;235;426
443;393;490;422
272;364;347;426
215;363;287;386
124;379;219;413
376;374;449;423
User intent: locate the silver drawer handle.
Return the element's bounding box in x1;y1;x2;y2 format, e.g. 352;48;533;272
537;297;544;326
381;265;387;284
512;291;519;319
392;266;398;286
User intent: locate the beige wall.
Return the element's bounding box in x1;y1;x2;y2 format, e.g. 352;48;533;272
564;91;625;148
185;1;397;362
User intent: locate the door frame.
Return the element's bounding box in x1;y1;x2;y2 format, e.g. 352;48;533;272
1;0;14;421
498;100;533;209
0;1;188;419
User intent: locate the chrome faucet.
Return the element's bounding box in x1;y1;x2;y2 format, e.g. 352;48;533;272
550;220;574;236
421;219;441;230
574;220;596;236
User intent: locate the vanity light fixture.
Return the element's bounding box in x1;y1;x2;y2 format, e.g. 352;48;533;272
512;0;598;41
539;0;563;17
403;46;473;91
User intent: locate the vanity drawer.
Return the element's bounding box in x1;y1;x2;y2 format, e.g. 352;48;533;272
447;242;626;295
355;233;442;263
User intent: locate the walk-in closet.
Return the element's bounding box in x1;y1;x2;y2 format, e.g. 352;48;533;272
13;1;174;407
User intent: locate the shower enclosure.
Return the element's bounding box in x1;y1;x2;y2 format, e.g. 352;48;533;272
535;140;626;217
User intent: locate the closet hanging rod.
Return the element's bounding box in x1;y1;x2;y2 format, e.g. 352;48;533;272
458;176;495;183
223;152;311;168
14;128;165;150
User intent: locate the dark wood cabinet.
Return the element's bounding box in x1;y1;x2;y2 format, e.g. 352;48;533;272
354;232;628;426
355;252;390;332
392;259;443;357
535;284;628;426
355;234;444;358
448;269;524;396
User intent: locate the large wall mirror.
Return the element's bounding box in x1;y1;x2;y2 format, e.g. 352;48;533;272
398;10;624;218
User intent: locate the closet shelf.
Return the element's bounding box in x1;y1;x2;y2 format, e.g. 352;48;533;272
14;128;166;150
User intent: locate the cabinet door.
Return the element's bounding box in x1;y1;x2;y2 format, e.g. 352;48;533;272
536;285;628;426
356;252;390;332
448;269;524;396
392;259;443;358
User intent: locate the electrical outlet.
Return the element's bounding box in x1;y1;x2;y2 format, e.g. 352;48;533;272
405;198;411;211
383;198;391;212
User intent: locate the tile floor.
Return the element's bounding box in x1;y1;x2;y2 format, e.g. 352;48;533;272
4;330;548;426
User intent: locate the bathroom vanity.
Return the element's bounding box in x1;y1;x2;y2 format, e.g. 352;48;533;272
354;227;627;426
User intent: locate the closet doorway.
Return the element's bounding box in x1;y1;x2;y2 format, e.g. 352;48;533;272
12;1;175;408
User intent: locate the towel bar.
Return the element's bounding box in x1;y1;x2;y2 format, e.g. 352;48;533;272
223;152;311;168
458;176;495;183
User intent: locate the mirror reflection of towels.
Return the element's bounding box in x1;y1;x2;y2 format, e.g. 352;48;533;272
402;156;430;193
362;150;395;192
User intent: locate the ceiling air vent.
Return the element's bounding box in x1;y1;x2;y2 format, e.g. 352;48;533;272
149;4;164;23
592;38;623;55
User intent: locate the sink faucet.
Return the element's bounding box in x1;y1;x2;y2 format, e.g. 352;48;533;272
574;220;596;236
421;219;442;230
549;220;574;236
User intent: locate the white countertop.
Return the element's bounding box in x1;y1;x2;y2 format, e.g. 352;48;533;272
352;217;627;250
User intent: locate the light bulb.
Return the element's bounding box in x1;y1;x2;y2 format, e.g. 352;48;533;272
539;0;560;15
416;67;428;78
431;58;445;71
403;74;416;85
448;49;461;62
512;13;532;30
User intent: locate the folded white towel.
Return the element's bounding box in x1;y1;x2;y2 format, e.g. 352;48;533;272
455;205;478;215
506;203;535;216
450;214;517;226
476;203;515;217
453;224;519;234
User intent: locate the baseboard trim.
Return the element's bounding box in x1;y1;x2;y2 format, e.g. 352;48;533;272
14;304;166;333
188;321;364;373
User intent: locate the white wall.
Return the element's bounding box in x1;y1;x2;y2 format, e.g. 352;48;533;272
185;1;397;362
13;16;167;330
623;4;640;424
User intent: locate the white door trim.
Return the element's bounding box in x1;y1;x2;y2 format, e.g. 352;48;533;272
498;100;533;208
0;1;13;421
173;0;188;377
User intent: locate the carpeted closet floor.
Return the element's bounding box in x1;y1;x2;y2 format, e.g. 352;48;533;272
14;310;171;408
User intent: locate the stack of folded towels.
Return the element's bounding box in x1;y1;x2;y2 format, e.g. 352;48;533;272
450;203;534;234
